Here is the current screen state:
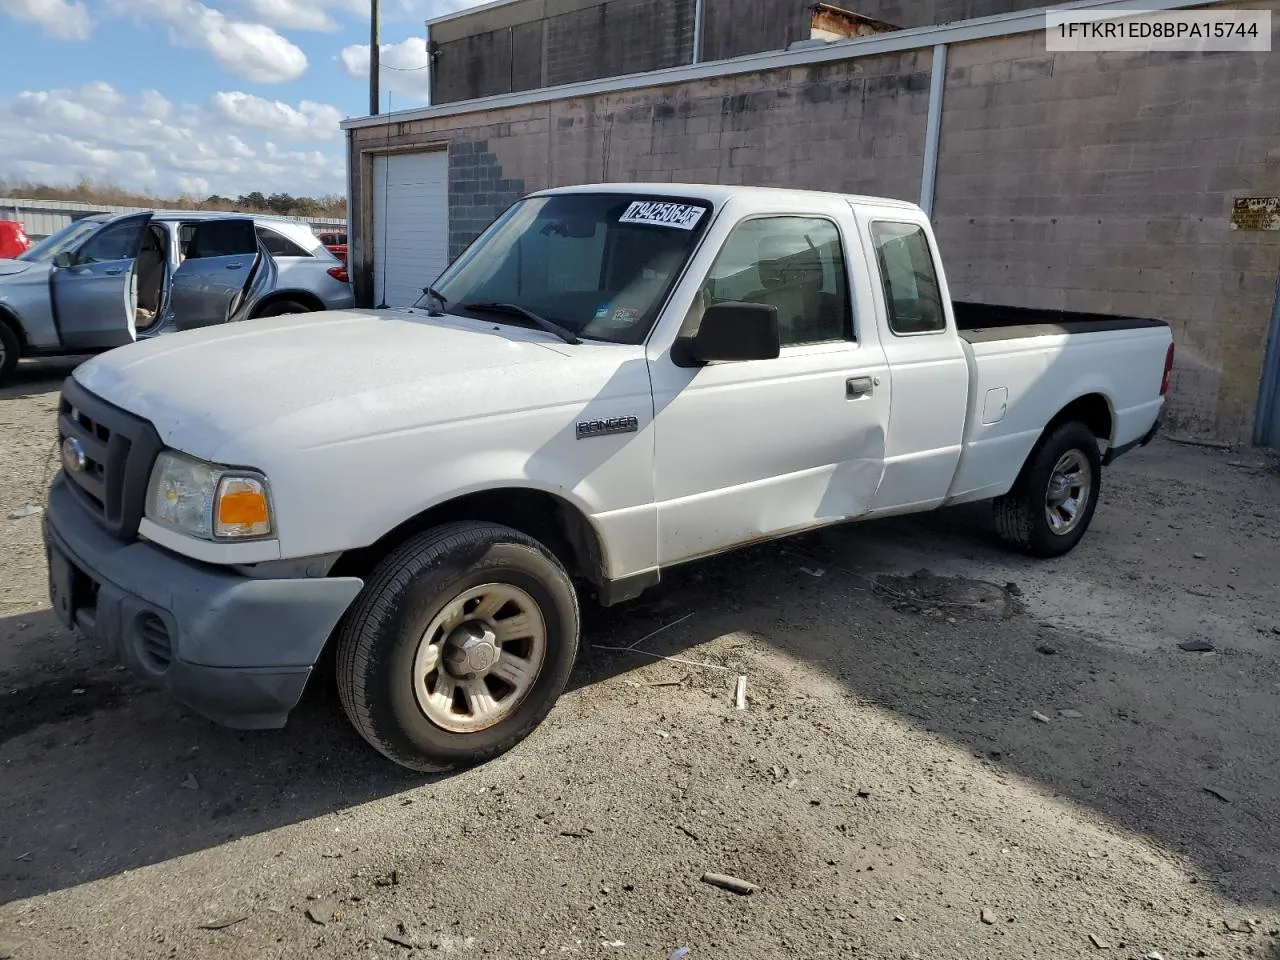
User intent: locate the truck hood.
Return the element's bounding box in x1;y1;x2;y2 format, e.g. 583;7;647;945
0;258;36;277
73;307;633;463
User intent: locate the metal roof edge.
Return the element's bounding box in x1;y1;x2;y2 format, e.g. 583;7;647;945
345;0;1227;131
426;0;526;28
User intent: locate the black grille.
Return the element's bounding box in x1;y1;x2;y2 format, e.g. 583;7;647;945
57;377;164;539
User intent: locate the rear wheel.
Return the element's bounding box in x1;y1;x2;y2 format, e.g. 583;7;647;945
0;321;19;386
334;522;580;772
254;299;311;318
993;420;1102;558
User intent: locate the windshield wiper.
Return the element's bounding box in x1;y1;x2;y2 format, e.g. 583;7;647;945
417;285;448;317
460;301;581;345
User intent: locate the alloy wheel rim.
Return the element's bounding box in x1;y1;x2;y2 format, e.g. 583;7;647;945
1044;449;1092;535
412;582;547;733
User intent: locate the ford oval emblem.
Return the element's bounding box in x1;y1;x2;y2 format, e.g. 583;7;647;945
61;437;87;474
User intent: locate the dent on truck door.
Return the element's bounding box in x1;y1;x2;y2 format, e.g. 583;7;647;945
651;213;891;567
168;218;276;330
51;212;152;350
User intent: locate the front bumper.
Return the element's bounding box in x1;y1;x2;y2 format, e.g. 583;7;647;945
43;475;363;729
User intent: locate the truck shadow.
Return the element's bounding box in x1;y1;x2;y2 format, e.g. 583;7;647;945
2;498;1277;919
0;358;86;401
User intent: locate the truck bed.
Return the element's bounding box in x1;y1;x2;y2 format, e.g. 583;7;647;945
952;301;1169;343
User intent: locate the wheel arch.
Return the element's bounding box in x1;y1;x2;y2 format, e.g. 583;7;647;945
329;485;608;589
1045;392;1114;447
0;304;29;349
1006;392;1113;494
251;289;326;316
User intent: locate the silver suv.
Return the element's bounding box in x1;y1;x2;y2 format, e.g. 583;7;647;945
0;210;354;385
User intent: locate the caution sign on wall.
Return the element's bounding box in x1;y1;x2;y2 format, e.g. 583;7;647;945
1230;197;1280;231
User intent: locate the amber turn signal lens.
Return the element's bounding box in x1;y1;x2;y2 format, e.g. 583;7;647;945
214;476;272;538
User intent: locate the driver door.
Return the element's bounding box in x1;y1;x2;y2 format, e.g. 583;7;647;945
166;218;277;331
50;212;153;350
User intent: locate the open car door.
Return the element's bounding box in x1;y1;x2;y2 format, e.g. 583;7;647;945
50;212;153;350
167;217;278;331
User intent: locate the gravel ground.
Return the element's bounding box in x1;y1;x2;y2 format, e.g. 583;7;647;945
1;356;1279;960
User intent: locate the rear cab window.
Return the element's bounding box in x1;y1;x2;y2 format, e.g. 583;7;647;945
869;221;946;336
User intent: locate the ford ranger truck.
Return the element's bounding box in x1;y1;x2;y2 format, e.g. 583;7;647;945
41;183;1173;772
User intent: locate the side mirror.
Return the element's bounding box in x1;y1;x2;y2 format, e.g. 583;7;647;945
676;301;781;364
52;251;75;269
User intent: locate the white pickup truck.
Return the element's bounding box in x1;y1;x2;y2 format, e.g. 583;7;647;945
41;183;1174;772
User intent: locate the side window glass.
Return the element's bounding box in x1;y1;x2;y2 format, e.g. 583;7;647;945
256;226;312;258
76;217;148;264
870;221;945;335
185;220;257;260
694;216;852;346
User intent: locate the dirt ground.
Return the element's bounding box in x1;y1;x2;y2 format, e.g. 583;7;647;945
1;356;1279;960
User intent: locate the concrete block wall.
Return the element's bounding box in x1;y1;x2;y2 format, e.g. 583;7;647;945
543;0;695;86
431;0;696;104
932;16;1280;442
447;141;526;261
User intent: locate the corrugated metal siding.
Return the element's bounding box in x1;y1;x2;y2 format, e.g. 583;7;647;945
0;197;347;241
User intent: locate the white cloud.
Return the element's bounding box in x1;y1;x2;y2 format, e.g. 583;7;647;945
340;36;431;101
0;82;345;198
177;176;211;196
238;0;336;31
138;89;172;120
211;92;344;140
0;0;91;39
109;0;308;83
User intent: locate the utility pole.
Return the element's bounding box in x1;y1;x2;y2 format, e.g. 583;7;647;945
369;0;380;115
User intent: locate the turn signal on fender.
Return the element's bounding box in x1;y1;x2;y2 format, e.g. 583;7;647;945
214;475;272;538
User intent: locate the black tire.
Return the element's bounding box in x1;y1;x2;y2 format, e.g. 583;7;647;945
254;299;311;318
992;420;1102;558
0;320;19;385
334;521;580;772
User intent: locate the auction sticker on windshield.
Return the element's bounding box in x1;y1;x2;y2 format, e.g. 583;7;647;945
618;200;706;230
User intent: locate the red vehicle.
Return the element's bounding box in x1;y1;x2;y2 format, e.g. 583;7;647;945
0;220;31;259
316;230;347;265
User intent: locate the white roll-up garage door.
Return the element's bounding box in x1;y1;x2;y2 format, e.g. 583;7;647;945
371;150;449;308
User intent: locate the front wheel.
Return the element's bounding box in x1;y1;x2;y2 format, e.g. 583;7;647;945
334;522;580;772
992;420;1102;558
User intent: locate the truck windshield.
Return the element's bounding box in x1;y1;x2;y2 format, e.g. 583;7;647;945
18;218;105;262
429;193;714;345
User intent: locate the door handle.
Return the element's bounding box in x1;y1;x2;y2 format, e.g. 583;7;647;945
104;268;123;276
846;376;874;398
225;262;243;269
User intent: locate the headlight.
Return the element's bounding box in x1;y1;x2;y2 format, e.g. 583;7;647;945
144;450;273;540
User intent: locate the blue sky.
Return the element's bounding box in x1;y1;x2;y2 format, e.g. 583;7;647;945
0;0;487;198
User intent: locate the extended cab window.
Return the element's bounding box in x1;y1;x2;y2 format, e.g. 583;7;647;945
696;216;851;346
870;221;945;335
432;193;713;345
